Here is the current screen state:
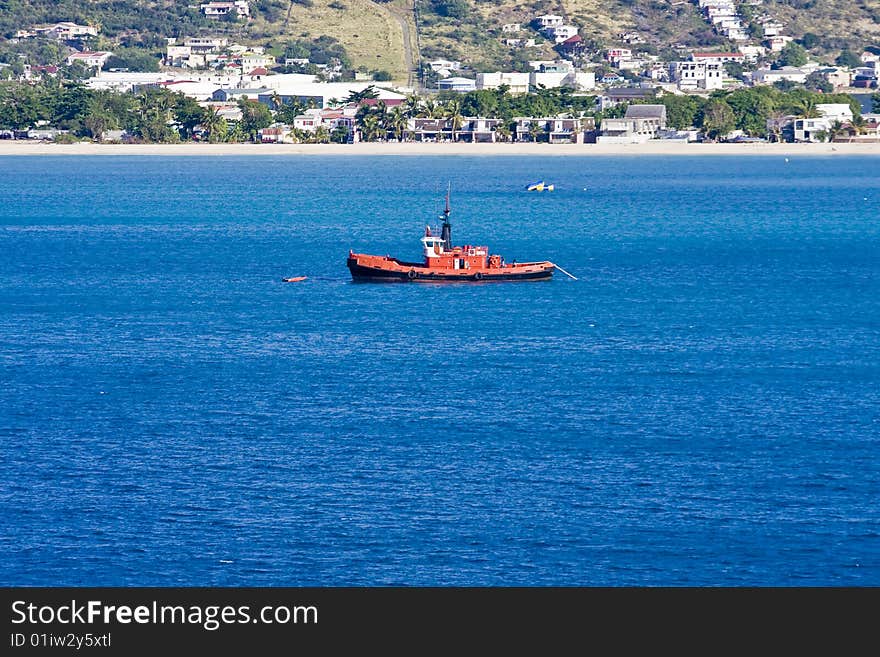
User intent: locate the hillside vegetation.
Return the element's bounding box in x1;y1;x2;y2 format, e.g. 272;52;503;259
1;0;878;81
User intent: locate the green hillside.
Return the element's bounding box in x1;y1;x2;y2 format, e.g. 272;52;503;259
1;0;878;83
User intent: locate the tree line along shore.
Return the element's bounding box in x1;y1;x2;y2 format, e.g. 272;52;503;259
2;79;879;145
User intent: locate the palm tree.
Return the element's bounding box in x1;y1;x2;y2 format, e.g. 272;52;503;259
203;107;227;143
270;91;283;112
528;121;541;143
794;96;820;119
851;114;867;135
422;98;440;119
344;85;379;105
494;121;511;143
387;106;407;141
313;125;330;144
445;98;463;142
360;113;382;142
403;93;421;119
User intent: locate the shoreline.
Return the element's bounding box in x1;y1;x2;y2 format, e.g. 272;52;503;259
1;140;879;156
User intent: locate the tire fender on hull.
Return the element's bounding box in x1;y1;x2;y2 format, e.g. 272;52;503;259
407;269;417;280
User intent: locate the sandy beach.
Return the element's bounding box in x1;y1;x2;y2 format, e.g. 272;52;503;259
0;140;878;156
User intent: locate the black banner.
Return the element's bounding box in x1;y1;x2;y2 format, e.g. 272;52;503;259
1;587;876;652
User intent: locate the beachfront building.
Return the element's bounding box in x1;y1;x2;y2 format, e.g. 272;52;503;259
457;118;506;142
792;104;855;142
258;124;294;143
597;104;666;143
409;118;454;142
514;117;593;143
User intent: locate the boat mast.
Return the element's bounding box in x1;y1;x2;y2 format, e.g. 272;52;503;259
440;182;452;251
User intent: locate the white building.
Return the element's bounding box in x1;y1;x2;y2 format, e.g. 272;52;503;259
66;51;113;68
501;24;521;33
85;71;171;92
241;54;276;70
765;36;794;52
33;22;98;40
761;20;784;38
503;38;536;48
751;66;808;85
606;48;632;63
535;15;564;29
530;70;595;91
816;104;854;123
739;45;767;62
438;77;476;93
544;25;578;43
598;104;667;143
670;60;724;90
201;1;250;17
692;52;745;64
428;59;461;72
476;71;530;94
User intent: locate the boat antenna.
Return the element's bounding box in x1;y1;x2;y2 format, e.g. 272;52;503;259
440;182;452;251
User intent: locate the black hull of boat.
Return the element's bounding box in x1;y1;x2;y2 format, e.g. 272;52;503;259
347;259;554;282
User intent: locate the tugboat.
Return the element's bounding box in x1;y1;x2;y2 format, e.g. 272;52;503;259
347;189;559;282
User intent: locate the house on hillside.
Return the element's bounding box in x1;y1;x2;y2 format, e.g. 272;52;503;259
30;22;98;40
535;15;564;29
201;1;250;18
557;35;586;57
66;51;113;68
544;25;579;44
670;60;724;91
751;66;809;86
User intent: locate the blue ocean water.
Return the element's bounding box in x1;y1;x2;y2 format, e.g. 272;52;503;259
1;154;878;586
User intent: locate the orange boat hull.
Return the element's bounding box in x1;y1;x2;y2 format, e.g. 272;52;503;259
347;253;555;282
